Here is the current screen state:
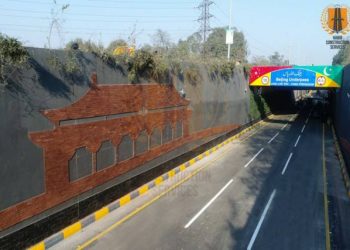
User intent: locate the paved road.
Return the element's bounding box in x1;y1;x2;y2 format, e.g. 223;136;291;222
53;109;330;250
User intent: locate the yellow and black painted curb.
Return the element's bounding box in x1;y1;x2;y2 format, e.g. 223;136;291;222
332;125;350;198
28;117;270;250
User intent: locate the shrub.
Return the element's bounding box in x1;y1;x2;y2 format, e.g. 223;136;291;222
0;34;28;85
184;64;201;86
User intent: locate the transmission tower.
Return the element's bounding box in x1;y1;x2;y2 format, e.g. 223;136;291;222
197;0;214;44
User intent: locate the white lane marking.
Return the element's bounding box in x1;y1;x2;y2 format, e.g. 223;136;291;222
281;153;293;175
247;189;277;250
268;132;279;144
289;116;294;122
184;179;234;229
301;124;306;133
281;123;288;131
244;148;264;168
294;135;301;147
305;118;309;124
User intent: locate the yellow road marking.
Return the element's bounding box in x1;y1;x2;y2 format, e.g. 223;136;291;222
138;185;149;195
322;124;331;250
168;169;176;178
28;241;45;250
155;176;163;186
179;164;186;171
95;207;109;221
77;141;236;250
63;222;82;239
119;195;131;206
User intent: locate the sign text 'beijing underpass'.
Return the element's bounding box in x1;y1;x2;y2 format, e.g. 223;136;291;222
249;66;343;89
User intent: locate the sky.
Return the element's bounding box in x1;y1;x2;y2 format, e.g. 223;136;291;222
0;0;348;65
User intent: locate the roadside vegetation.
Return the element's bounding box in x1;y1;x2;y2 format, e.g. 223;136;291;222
0;33;28;86
64;28;249;84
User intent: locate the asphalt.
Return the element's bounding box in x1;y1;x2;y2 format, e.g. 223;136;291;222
51;107;349;250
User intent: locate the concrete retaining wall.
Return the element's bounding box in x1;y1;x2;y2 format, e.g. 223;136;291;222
334;64;350;169
0;48;253;239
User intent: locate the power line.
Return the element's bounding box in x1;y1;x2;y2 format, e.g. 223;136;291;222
4;0;194;9
0;14;194;23
1;8;195;18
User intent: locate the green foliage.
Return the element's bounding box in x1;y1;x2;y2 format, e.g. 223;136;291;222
47;53;62;70
151;55;169;83
249;90;270;120
184;64;201;86
219;61;236;80
243;64;252;79
205;59;236;80
64;50;80;74
333;45;350;65
0;34;28;85
61;32;253;85
204;27;248;62
127;50;154;83
268;52;289;66
251;56;271;66
65;38;103;54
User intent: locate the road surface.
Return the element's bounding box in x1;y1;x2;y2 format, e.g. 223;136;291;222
52;108;340;250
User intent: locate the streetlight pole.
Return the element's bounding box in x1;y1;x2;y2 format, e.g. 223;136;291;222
227;0;232;61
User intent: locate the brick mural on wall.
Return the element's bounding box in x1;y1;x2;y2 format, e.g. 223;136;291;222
0;76;239;231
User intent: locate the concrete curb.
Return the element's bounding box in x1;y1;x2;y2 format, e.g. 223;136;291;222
332;125;350;198
28;117;268;250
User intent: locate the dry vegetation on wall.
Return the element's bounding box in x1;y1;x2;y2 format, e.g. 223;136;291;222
0;33;28;86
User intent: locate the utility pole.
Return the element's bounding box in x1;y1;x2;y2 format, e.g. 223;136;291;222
197;0;214;54
227;0;233;60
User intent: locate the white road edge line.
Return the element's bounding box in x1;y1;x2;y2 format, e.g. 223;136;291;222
301;124;306;133
281;123;288;130
268;132;279;144
247;189;277;250
294;135;301;147
184;179;234;229
281;153;293;175
244;148;264;168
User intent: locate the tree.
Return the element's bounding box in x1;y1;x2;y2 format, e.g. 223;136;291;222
332;45;350;65
231;29;248;63
0;33;28;85
203;27;247;61
152;29;172;54
251;56;270;65
204;27;227;57
268;52;289;65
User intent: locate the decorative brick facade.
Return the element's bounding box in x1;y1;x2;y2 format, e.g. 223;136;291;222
0;81;239;231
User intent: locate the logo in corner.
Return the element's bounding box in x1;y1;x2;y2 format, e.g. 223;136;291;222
321;5;350;35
